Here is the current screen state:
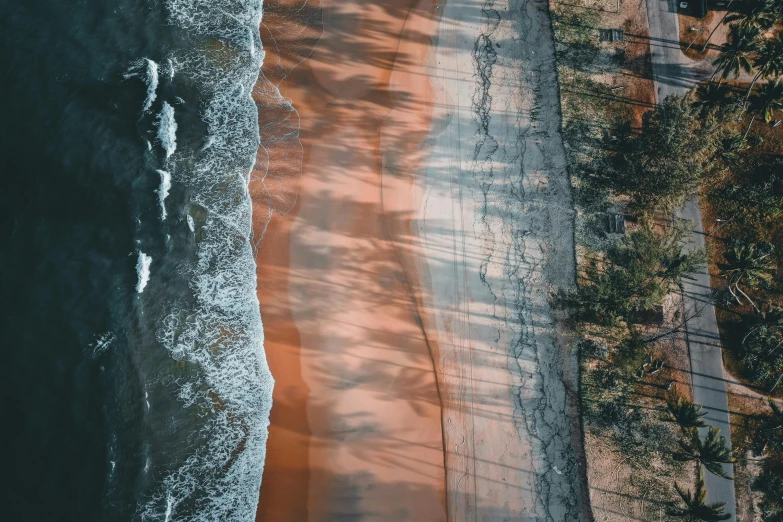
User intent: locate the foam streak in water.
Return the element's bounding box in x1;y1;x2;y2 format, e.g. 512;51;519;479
156;102;177;159
156;169;171;220
124;58;159;112
135;252;151;293
142;59;159;112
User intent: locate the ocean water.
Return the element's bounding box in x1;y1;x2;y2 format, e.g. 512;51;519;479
0;1;276;520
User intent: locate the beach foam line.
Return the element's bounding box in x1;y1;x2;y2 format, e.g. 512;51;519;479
134;0;275;520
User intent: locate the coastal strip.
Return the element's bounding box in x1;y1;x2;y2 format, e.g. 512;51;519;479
253;0;590;519
254;1;447;520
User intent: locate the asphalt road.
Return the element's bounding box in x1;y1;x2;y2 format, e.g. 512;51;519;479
644;0;737;518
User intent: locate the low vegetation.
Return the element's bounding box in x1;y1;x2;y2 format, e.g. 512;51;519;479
552;0;783;517
557;226;704;329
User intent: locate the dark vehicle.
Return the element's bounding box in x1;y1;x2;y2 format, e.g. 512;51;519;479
680;0;708;18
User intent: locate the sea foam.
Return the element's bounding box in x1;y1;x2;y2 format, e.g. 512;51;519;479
124;58;159;112
135;252;151;293
156;102;177;160
142;59;159;112
90;332;115;358
136;1;275;520
156;169;171;220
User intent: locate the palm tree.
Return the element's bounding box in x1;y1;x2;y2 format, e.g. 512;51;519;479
750;398;783;454
718;240;776;309
674;427;735;479
745;36;783;100
668;468;731;521
695;83;734;110
762;397;783;429
724;0;778;31
701;0;737;52
744;79;783;137
743;307;783;344
665;389;708;433
763;398;783;433
767;0;783;20
710;26;761;85
719;134;749;162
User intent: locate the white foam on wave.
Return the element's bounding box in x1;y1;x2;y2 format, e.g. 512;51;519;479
201;135;215;152
167;58;177;80
138;1;275;520
124;58;159;112
135;252;152;293
90;332;115;358
156;102;177;160
164;497;173;522
143;59;159;112
156;170;172;220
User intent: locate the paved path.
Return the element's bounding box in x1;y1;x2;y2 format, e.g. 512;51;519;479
645;0;736;518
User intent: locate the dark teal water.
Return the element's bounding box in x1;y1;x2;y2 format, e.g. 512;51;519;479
0;1;275;520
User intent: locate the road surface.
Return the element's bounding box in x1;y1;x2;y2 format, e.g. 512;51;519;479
645;0;736;518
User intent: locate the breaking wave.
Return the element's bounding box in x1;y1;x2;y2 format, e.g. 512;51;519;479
135;252;151;293
156;102;177;160
142;59;159;112
155;169;171;220
134;0;275;520
123;58;159;112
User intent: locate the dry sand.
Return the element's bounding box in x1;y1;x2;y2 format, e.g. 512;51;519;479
253;0;589;520
254;1;447;520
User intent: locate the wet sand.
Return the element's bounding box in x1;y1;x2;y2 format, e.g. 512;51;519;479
253;0;590;520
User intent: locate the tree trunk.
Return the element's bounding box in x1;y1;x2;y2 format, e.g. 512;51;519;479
728;284;743;305
736;284;761;313
770;372;783;392
709;66;721;85
743;323;765;345
702;1;735;52
745;71;764;101
743;113;757;140
766;339;783;356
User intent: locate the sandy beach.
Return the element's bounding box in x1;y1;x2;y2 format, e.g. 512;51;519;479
253;0;590;520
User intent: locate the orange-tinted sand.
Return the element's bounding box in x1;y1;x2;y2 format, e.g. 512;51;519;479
253;0;591;519
253;1;447;520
